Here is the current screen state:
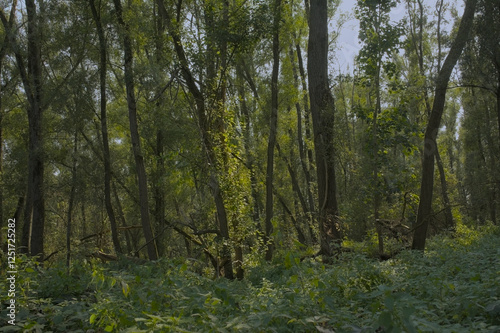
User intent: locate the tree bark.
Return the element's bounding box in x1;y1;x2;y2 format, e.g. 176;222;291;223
236;61;261;229
435;148;454;229
296;41;316;202
289;46;316;243
308;0;341;258
373;6;383;258
264;0;281;261
112;0;157;260
1;0;32;255
113;183;133;253
90;0;123;255
25;0;45;260
412;0;477;251
0;111;3;249
497;82;500;179
66;132;78;268
153;130;167;256
0;1;14;247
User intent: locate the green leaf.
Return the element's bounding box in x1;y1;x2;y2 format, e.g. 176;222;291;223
121;281;130;297
151;300;160;312
378;311;393;329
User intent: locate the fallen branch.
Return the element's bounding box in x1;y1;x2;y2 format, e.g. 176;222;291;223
90;250;118;262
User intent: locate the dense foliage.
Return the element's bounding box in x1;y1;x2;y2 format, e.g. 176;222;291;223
1;0;499;330
1;223;499;332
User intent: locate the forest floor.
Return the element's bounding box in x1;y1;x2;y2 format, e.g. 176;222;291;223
1;223;499;332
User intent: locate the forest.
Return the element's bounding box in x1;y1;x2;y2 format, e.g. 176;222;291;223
0;0;499;331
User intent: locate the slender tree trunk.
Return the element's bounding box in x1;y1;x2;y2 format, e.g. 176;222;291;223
289;46;316;243
0;0;22;250
373;10;383;257
278;142;308;220
236;61;261;229
0;35;5;249
435;149;454;228
497;83;500;170
308;0;341;258
233;220;244;280
0;0;17;250
81;199;86;239
113;183;133;253
66;132;78;268
0;8;12;246
277;193;307;245
265;0;281;261
496;84;500;221
374;118;383;257
413;0;477;251
25;0;45;260
13;196;25;226
0;120;3;247
484;100;498;224
112;0;157;260
90;0;123;255
153;130;166;256
152;4;168;257
296;41;316;200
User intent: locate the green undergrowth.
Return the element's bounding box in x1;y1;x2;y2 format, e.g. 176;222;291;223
1;223;499;332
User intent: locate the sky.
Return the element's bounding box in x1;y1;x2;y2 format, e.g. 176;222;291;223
333;0;464;74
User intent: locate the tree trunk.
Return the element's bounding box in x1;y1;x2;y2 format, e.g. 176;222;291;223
153;130;166;256
66;132;78;268
308;0;341;258
496;84;500;222
373;10;383;257
0;108;2;250
435;148;454;229
90;0;123;255
414;0;455;230
112;0;157;260
289;46;316;243
264;0;281;261
412;0;477;251
296;41;316;210
157;0;233;278
236;61;261;229
25;0;45;260
113;183;133;253
0;0;23;251
0;22;6;249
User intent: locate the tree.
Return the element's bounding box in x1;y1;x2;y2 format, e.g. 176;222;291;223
406;0;454;230
0;0;18;249
0;0;45;258
90;0;123;255
24;0;46;259
308;0;342;258
458;0;500;225
356;0;402;257
412;0;478;251
264;0;281;261
156;0;234;278
112;0;158;260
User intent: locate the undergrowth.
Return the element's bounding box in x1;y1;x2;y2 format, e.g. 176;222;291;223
1;223;499;332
